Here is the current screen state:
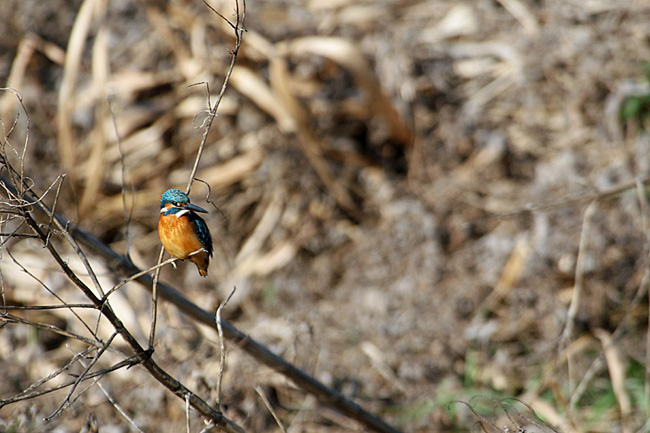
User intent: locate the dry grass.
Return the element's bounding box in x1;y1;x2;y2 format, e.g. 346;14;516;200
2;0;650;432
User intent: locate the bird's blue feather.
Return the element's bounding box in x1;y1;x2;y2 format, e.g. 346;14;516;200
189;214;213;257
161;189;190;207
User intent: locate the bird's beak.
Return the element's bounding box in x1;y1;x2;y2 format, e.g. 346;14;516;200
185;203;209;213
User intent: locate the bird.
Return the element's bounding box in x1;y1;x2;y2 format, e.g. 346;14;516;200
158;189;213;277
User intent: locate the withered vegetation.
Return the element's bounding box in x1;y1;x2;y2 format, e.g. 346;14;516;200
1;0;650;432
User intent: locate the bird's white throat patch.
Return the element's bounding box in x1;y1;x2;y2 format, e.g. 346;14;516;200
160;207;190;218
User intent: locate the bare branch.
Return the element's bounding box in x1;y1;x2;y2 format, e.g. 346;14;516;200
15;346;96;400
1;303;97;310
149;247;166;350
216;286;236;407
186;0;246;196
103;256;179;301
46;332;119;420
0;354;142;408
73;346;146;433
6;248;98;338
107;97;134;261
0;312;105;348
255;386;287;433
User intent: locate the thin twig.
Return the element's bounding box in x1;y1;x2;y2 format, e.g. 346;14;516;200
6;248;98;338
46;332;119;420
15;346;96;399
185;393;192;433
70;345;146;433
565;183;650;414
216;286;237;407
107;97;134;261
0;355;141;409
149;247;166;350
44;172;66;247
493;174;650;221
185;0;246;196
561;201;596;396
0;88;30;192
255;386;287;433
103;256;178;301
0;312;106;348
0;232;38;238
0;169;109;302
1;303;97;310
0;171;65;209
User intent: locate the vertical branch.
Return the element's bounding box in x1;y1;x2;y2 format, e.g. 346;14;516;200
564;202;594;341
185;393;192;433
215;287;236;407
561;201;596;366
107;98;134;261
149;0;247;350
185;0;246;195
149;248;165;350
0;88;30;200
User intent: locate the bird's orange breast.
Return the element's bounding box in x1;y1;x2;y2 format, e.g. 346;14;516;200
158;213;205;260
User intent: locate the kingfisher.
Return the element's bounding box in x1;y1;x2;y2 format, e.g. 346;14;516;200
158;189;213;277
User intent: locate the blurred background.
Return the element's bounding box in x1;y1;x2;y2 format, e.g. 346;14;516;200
1;0;650;431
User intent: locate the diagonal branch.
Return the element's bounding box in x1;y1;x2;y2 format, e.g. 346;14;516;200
1;174;401;433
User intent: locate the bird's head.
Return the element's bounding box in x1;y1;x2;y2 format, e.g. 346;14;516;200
160;189;209;216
